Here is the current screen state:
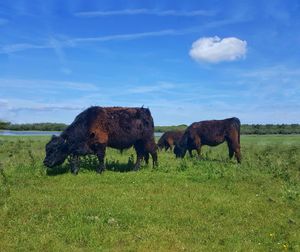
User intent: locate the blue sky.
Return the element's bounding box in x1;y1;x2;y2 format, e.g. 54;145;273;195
0;0;300;125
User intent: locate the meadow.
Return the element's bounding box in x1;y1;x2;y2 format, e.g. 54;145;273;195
0;135;299;251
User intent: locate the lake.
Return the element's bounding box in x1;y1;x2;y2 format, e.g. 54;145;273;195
0;130;163;137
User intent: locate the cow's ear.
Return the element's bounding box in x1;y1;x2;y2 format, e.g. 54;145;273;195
51;135;57;140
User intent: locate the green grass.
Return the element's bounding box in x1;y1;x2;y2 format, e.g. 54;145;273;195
0;135;299;251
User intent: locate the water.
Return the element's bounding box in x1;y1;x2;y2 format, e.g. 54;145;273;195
155;132;163;137
0;130;163;137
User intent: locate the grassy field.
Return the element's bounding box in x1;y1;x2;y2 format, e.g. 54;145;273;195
0;135;299;251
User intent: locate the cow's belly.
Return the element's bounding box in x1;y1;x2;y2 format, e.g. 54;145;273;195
201;135;225;146
107;137;137;149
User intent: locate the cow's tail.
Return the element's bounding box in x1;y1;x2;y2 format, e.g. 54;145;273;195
232;117;241;144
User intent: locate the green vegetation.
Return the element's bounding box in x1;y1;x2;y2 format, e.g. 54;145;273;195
1;120;300;134
0;121;67;131
156;124;300;134
155;124;188;133
0;135;299;251
241;124;300;135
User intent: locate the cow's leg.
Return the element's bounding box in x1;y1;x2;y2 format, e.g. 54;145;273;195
163;140;167;151
144;137;158;168
188;149;193;157
227;141;234;159
230;141;241;163
226;136;241;163
194;135;202;159
70;155;80;175
96;145;106;173
234;146;241;163
168;140;174;152
134;141;144;171
134;151;143;171
144;152;150;165
150;151;158;168
166;141;172;152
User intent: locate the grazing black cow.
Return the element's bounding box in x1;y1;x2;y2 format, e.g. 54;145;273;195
174;117;241;163
157;131;184;151
44;106;158;174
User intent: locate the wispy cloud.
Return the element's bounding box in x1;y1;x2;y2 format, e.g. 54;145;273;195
6;103;84;113
0;29;181;54
0;15;246;55
240;65;300;79
0;43;50;54
75;9;215;18
128;82;175;94
0;98;85;124
71;29;180;43
0;78;99;91
49;37;72;75
1;77;299;124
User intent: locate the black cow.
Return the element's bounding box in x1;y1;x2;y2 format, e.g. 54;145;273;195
44;106;158;174
157;131;184;151
174;117;241;163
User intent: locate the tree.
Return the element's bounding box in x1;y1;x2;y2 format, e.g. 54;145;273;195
0;121;11;129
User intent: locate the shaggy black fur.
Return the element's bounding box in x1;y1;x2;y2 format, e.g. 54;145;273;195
44;106;157;174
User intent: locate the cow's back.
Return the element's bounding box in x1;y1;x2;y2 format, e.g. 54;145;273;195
158;131;183;147
187;118;240;146
88;107;155;149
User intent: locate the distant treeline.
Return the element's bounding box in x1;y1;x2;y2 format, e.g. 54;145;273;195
155;125;188;133
1;121;300;134
156;124;300;135
241;124;300;135
0;121;67;131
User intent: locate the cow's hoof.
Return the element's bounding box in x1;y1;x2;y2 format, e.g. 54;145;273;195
133;166;140;172
96;168;105;174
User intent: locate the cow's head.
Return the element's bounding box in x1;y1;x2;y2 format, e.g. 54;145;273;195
174;143;187;158
174;134;188;158
43;135;69;168
157;142;164;151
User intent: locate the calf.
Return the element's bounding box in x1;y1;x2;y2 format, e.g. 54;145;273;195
157;131;184;151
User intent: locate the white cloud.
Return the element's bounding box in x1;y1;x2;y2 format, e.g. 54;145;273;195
189;36;247;63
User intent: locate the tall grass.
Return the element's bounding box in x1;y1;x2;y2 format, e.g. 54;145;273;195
0;135;299;251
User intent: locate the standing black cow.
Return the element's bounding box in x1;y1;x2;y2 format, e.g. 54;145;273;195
44;106;158;174
174;117;241;163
